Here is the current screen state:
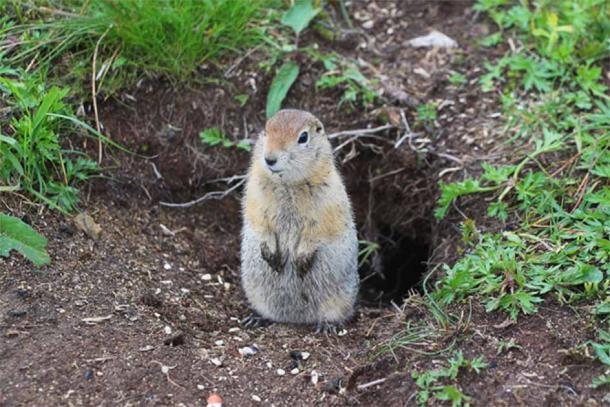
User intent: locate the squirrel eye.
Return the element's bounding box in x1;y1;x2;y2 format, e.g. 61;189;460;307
297;131;309;144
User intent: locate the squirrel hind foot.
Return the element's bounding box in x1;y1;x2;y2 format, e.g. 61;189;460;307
242;312;273;329
315;321;345;335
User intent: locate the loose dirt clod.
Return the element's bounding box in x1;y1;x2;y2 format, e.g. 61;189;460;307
73;212;102;239
164;332;185;347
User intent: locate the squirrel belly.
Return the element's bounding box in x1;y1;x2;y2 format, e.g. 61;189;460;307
240;109;359;325
241;221;358;324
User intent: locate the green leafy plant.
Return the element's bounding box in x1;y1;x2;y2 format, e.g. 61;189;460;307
315;63;378;111
0;213;50;266
433;0;610;323
591;328;610;388
0;73;99;212
200;127;251;151
415;102;439;130
265;0;320;117
412;351;487;406
435;180;497;219
358;239;380;267
480;32;503;47
496;339;521;354
448;72;467;86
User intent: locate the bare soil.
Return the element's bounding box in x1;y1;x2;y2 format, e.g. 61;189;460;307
1;1;607;406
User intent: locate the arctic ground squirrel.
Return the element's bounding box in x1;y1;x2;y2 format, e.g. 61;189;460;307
240;109;358;332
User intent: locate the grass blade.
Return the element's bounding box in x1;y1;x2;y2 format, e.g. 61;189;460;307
266;61;299;118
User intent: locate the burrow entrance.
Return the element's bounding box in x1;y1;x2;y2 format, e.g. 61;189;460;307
344;148;436;306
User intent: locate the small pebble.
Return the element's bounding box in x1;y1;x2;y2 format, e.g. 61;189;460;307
163;262;172;270
311;370;320;385
290;368;299;375
211;358;223;367
238;345;259;357
215;340;225;346
228;327;240;333
266;362;273;368
201;274;212;281
337;329;348;336
164;326;172;335
301;352;311;360
197;384;205;390
276;368;286;376
252;395;261;402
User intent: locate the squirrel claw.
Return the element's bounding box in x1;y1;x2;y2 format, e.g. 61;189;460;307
242;313;273;329
295;251;317;278
315;321;342;335
261;241;286;273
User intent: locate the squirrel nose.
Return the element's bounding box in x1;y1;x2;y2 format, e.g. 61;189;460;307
265;157;277;167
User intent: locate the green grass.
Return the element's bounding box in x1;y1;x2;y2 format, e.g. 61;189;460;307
2;0;276;87
0;0;279;214
426;0;609;381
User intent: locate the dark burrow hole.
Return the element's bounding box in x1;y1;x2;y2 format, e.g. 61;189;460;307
358;224;431;306
346;149;435;307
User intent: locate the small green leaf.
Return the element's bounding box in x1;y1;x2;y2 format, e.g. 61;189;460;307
281;0;320;34
200;127;224;146
594;303;610;315
480;32;503;47
0;213;50;266
593;343;610;365
266;61;300;118
236;141;252;152
0;134;17;145
582;265;603;283
234;94;249;107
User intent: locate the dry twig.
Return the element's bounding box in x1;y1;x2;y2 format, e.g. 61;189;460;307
159;176;246;208
92;26;112;164
328;124;394;140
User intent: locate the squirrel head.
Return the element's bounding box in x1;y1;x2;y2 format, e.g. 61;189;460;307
256;109;333;184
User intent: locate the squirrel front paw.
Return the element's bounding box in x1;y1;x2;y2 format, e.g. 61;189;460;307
261;240;286;273
295;250;317;278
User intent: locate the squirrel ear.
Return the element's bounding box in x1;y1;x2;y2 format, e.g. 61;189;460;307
315;120;324;135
